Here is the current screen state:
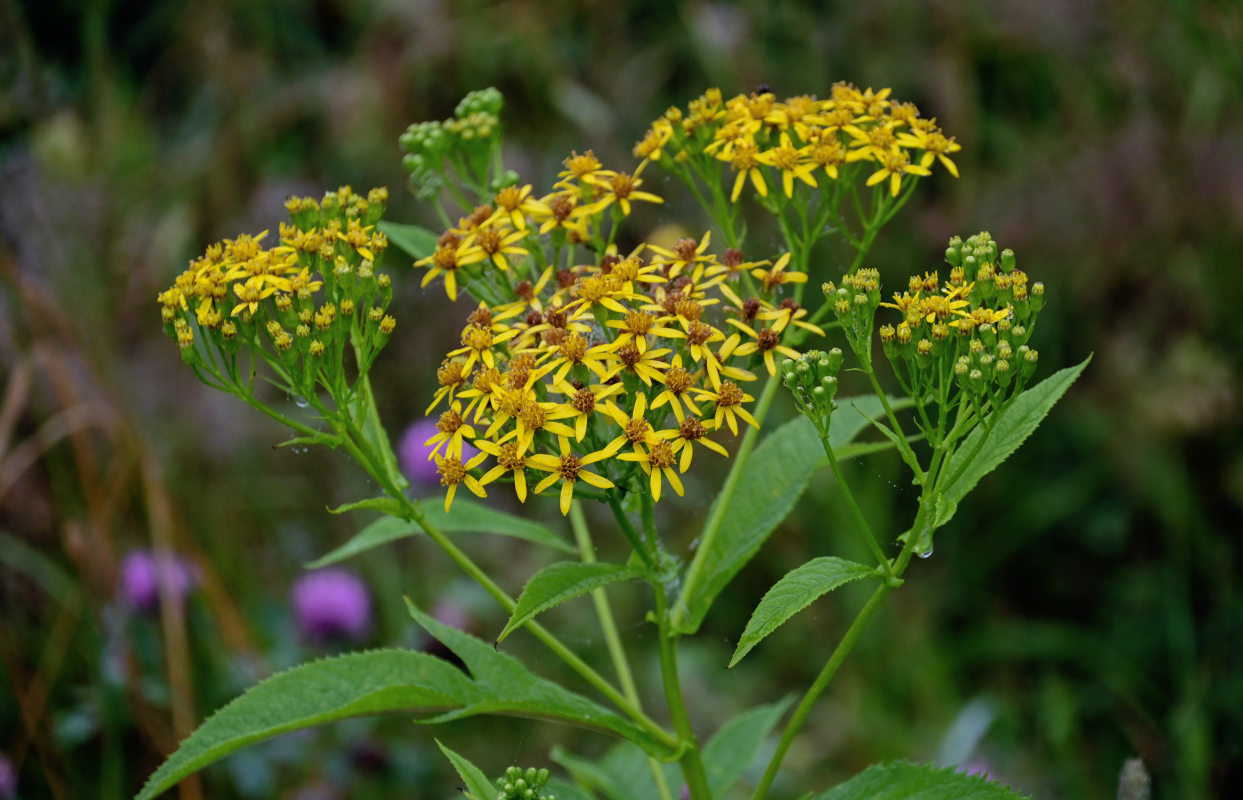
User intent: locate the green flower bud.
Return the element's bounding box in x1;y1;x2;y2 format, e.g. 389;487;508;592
1000;248;1016;272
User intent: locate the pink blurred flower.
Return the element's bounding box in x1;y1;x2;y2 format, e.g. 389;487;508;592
119;549;198;613
291;569;371;642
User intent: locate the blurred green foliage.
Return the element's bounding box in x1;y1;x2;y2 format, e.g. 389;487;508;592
1;1;1240;798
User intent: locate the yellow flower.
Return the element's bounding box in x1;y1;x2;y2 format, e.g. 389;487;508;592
580;164;663;217
427;359;472;415
557;150;605;187
499;398;578;454
716;138;768;202
647;231;714;279
601;343;670;387
650;354;702;424
416;236;487;301
606;309;683;355
602;392;658;455
657;417;728;473
551;380;625;441
423;402;477;460
474;439;532;502
469;225;529;272
751;252;808;293
758;132;819;197
434;451;488;513
231;276;284;317
489;184;550;230
528;437;616;515
865;148;932;197
618;439;684;502
445;322;519;373
692;379;758;435
723;320;801;376
543;332;615;383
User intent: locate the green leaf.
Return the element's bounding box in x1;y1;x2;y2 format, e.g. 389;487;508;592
671;395;913;635
544;778;596;800
326;495;406;517
730;557;879;667
436;740;496;800
552;742;679;800
701;697;794;795
808;761;1031;800
378;220;439;260
135;649;474;800
405;599;677;759
308;501;573;568
934;355;1091;528
498;562;643;643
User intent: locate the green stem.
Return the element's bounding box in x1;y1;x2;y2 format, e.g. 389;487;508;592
335;416;678;751
670;374;781;631
753;495;933;800
570;500;673;800
655;587;713;800
751;583;892;800
607;493;655;568
820;438;892;577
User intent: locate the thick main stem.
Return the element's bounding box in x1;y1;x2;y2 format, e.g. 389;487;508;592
569;501;675;800
655;588;713;800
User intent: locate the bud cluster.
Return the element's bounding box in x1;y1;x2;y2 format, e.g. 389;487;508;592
401;87;515;200
782;348;843;436
878;232;1045;434
822;267;881;362
155;186;395;404
495;766;555;800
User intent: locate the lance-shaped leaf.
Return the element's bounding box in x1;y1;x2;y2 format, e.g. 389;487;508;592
671;395;912;635
404;599;677;759
436;740;496;800
378;220;439;260
808;761;1031;800
136;649;473;800
700;697;794;796
308;500;573;568
730;557;880;666
497;561;644;643
934;355;1091;528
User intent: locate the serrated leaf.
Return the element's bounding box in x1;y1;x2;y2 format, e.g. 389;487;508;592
404;599;677;759
436;740;496;800
808;761;1031;800
701;697;794;795
672;395;913;635
135;649;473;800
730;557;879;666
498;562;643;643
378;220;439;260
934;355;1090;528
308;501;573;568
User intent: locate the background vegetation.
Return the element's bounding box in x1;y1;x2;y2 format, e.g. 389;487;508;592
1;1;1240;798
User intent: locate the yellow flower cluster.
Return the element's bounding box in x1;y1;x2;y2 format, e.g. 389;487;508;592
870;232;1045;410
418;158;826;515
156;187;397;397
636;83;960;200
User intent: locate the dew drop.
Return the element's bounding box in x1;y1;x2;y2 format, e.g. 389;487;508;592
917;546;934;559
294;395;310;408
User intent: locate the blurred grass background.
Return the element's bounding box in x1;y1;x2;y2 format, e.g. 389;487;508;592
1;0;1240;798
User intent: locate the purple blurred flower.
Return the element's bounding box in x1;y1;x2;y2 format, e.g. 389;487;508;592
398;417;477;488
292;569;371;642
0;753;15;799
959;760;992;778
119;549;198;613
